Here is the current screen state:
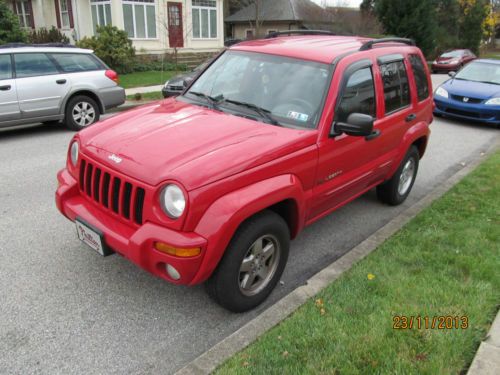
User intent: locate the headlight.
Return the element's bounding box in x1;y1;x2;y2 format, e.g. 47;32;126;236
485;97;500;105
160;184;186;219
70;141;79;167
435;87;449;98
164;80;170;88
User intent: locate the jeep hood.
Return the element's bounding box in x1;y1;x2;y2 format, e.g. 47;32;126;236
79;100;316;190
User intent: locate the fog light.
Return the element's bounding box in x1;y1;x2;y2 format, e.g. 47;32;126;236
154;242;201;257
166;264;181;280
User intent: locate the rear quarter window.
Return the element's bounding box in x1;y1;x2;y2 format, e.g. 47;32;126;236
379;60;411;114
409;54;430;101
50;53;103;73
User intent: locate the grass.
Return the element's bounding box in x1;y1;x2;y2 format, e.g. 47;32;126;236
119;70;178;89
216;151;500;375
126;91;164;101
480;52;500;60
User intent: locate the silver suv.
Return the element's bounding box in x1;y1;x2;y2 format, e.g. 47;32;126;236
0;45;125;131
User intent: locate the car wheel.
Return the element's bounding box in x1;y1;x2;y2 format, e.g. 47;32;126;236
65;95;100;131
205;210;290;313
377;146;419;206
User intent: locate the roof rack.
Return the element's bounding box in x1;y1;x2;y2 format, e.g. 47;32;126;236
265;30;335;39
0;43;76;49
359;38;415;51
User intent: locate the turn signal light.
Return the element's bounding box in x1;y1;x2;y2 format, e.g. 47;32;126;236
154;242;201;257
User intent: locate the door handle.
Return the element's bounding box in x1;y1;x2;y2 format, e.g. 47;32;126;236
365;129;381;141
56;79;67;84
406;114;417;122
0;85;11;91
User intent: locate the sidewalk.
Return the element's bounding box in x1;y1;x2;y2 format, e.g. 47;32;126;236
125;84;164;96
468;311;500;375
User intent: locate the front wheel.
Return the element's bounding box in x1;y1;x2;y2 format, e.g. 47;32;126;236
377;145;419;206
205;210;290;313
65;95;100;131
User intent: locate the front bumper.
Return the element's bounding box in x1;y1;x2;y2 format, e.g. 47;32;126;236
434;96;500;125
432;63;461;73
55;168;207;285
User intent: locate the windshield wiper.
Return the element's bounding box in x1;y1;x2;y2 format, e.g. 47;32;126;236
222;99;280;125
187;91;220;110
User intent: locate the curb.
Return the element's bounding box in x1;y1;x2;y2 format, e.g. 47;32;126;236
467;310;500;375
176;138;500;375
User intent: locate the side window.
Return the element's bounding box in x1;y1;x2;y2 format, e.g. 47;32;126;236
379;60;411;114
0;55;13;80
336;67;376;123
14;53;59;78
409;54;430;102
50;53;102;73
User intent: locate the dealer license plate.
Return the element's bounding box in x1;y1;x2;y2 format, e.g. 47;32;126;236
76;220;105;256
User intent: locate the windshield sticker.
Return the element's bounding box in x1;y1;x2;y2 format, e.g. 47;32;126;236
287;111;309;122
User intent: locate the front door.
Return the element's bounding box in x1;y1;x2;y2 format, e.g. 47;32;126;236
167;2;183;48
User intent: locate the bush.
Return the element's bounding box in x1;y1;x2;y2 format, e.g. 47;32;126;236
76;25;135;74
132;59;188;72
0;0;27;45
28;27;70;44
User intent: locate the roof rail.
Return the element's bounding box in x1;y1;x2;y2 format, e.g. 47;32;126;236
0;42;76;49
265;30;335;39
359;38;415;51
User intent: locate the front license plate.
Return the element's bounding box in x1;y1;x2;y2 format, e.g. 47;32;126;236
76;220;106;256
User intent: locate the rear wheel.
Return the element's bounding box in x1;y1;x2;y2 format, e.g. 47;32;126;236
64;95;100;131
377;146;419;206
205;210;290;312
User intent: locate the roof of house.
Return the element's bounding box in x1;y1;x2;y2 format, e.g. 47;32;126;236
230;35;418;64
225;0;330;24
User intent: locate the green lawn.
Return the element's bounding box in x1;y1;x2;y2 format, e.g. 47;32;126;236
119;70;178;89
480;52;500;60
216;151;500;375
126;91;164;101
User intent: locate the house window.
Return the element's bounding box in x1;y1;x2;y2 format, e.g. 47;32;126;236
245;29;254;39
59;0;71;29
122;0;157;39
192;0;217;39
91;0;112;34
14;1;33;28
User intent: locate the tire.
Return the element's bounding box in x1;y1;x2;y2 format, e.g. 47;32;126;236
377;145;419;206
205;210;290;313
64;95;100;131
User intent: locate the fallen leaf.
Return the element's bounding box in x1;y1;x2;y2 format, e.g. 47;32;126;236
415;353;427;361
277;335;282;340
367;273;376;280
282;351;289;357
242;361;250;367
315;298;324;308
320;308;326;316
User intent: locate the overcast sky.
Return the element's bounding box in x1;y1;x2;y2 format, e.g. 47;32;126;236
311;0;363;8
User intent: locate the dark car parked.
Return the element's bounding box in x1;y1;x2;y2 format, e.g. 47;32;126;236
162;59;212;98
432;49;476;73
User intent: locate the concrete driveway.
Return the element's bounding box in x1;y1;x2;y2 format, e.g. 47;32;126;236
0;75;498;374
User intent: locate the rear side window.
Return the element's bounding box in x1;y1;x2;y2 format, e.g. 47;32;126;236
14;53;59;78
0;55;13;80
50;53;102;73
409;54;430;101
379;60;411;114
336;67;376;123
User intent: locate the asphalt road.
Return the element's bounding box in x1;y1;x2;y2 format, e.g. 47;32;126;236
1;75;498;374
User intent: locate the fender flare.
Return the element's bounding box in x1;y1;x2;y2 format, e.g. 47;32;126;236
189;174;306;285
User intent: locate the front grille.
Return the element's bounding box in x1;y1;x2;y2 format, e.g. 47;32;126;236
79;157;146;225
450;95;483;104
167;85;184;91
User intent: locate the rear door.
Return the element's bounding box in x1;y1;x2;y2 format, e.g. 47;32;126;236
0;54;21;124
14;52;71;119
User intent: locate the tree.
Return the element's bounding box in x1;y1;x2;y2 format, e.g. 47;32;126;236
458;0;491;53
0;0;27;45
372;0;437;56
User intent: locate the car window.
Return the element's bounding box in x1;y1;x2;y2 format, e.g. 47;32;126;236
0;55;13;80
409;54;429;101
14;53;59;78
455;61;500;84
336;67;376;123
441;50;463;58
379;60;411;114
50;53;102;72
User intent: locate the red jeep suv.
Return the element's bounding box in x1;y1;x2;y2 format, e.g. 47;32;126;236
56;33;432;312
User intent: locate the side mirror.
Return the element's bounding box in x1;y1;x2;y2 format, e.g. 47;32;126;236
334;113;374;137
448;71;456;78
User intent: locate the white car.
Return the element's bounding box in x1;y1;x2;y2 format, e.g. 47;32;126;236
0;44;125;131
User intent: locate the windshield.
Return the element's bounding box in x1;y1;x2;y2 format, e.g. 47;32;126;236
183;50;332;129
441;50;463;58
454;62;500;84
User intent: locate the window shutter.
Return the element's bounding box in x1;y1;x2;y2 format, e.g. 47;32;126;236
67;0;74;28
27;0;35;28
55;0;61;28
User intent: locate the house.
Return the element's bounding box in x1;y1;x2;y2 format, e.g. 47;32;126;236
225;0;331;40
9;0;225;54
